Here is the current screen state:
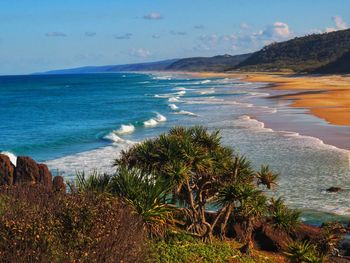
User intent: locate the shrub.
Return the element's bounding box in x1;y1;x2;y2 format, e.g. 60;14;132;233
0;184;146;262
285;241;325;263
148;234;239;263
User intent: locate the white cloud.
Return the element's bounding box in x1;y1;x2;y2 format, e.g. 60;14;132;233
333;16;347;30
326;16;348;32
261;22;292;39
130;48;151;58
195;21;293;55
240;23;250;30
143;12;163;20
45;32;67;37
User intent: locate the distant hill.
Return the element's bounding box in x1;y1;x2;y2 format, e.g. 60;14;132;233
39;59;179;75
165;54;252;72
40;54;251;75
314;50;350;74
234;29;350;72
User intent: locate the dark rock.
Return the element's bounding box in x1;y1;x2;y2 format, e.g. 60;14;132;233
326;187;342;193
14;156;40;184
53;176;66;192
253;224;290;252
0;154;15;185
37;164;53;190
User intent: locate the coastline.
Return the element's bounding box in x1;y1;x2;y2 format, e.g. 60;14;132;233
192;72;350;124
185;71;350;150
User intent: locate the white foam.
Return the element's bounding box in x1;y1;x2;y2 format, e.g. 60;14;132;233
154;94;170;98
45;145;133;178
199;88;215;95
104;133;125;143
152;75;172;80
155;113;167;122
233;115;273;132
200;80;211;84
174;110;199;117
168;97;180;102
232;101;253;108
1;151;17;166
143;118;158;127
172;87;191;91
176;90;186;96
168;104;179;110
115;124;135;134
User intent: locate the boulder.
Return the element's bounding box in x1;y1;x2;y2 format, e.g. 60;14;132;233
0;154;15;185
253;224;291;252
37;164;53;189
14;156;40;184
326;187;342;193
53;176;66;192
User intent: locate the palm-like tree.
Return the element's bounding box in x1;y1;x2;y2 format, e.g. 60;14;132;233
216;183;267;253
268;197;301;235
75;170;112;194
256;165;279;190
115;126;236;240
110;167;176;237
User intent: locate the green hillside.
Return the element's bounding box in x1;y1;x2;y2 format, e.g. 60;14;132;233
166;53;251;72
315;50;350;74
234;29;350;72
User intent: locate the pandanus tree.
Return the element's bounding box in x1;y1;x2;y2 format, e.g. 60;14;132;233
267;197;301;235
256;164;279;190
116;126;237;240
216;183;267;254
74;168;175;237
115;126;283;243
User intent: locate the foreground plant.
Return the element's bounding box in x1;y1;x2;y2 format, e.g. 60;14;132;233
116;126;281;244
75;167;176;237
285;241;325;263
0;184;146;262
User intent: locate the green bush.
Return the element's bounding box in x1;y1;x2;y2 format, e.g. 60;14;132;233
148;237;239;263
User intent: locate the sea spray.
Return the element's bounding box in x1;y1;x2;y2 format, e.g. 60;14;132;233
115;124;135;134
168;104;179;110
1;151;17;166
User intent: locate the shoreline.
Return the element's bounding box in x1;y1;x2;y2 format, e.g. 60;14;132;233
190;71;350;125
181;71;350;150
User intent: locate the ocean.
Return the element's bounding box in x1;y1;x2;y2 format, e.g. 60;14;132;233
1;72;350;224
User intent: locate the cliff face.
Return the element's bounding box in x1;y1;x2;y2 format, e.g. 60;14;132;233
0;154;65;192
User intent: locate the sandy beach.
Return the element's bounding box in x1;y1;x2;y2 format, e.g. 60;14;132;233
193;72;350;126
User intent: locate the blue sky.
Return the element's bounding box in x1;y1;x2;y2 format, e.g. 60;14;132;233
0;0;349;74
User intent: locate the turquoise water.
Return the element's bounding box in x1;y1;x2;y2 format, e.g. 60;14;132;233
1;72;350;223
0;73;204;160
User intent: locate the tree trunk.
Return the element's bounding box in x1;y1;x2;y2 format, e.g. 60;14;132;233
220;205;232;239
241;219;254;254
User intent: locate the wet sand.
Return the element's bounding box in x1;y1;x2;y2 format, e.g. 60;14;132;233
194;72;350;126
187;72;350;150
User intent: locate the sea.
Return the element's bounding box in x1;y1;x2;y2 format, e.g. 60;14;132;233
1;72;350;225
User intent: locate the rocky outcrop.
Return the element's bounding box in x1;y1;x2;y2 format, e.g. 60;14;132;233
326;187;342;193
254;224;291;252
38;164;53;190
0;154;15;185
53;176;66;192
14;156;40;184
0;154;62;192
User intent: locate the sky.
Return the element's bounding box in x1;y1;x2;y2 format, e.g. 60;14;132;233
0;0;349;75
